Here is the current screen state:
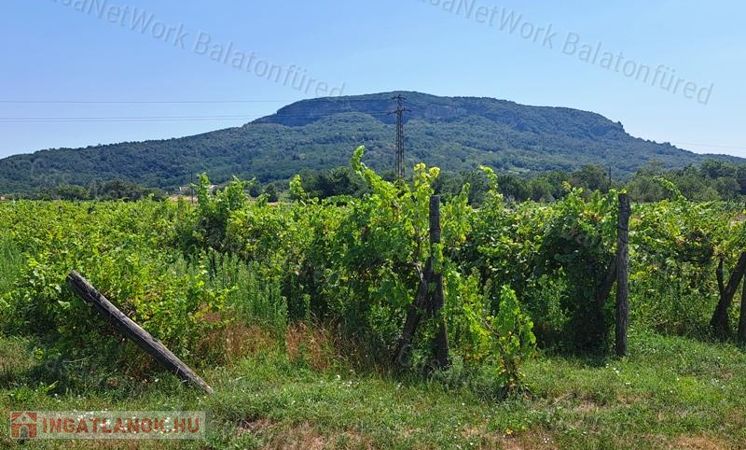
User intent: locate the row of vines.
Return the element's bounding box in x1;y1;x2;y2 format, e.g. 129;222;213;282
1;147;745;394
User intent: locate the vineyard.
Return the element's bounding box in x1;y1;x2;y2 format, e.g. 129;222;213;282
2;147;746;448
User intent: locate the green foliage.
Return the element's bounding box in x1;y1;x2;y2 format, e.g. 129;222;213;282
263;184;279;203
3;146;746;396
0;237;23;323
489;286;536;390
194;174;250;251
628;160;746;202
0;200;287;389
296;167;368;200
321;147;439;360
457;169;619;352
629;196;735;336
288;175;307;202
30;180;166;201
539;189;618;352
187;146;535;378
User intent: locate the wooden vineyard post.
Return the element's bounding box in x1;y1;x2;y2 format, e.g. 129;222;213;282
393;195;450;370
429;195;450;370
67;271;214;394
615;193;631;357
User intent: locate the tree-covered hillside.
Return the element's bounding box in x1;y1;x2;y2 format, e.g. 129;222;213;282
0;91;740;194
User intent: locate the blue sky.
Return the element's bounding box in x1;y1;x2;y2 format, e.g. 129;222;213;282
1;0;744;159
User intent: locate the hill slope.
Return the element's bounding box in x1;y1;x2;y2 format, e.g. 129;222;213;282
0;91;739;193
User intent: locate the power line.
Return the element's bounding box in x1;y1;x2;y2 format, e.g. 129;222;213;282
672;142;745;150
0;98;407;105
0;100;287;104
0;111;395;123
0;114;257;121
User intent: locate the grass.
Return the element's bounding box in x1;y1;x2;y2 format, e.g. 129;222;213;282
0;329;744;449
0;237;23;296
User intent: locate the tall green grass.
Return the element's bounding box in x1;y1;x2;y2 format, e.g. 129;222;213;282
209;253;287;332
0;237;24;331
169;251;288;332
0;237;22;293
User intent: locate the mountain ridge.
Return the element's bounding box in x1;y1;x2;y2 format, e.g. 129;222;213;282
0;91;741;194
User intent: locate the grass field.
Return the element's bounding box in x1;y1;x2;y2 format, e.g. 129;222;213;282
1;329;744;449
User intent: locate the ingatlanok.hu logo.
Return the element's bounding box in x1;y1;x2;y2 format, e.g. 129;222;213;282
10;412;38;439
9;411;205;440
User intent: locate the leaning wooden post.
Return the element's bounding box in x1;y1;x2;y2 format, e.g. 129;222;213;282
67;271;214;394
615;194;631;357
429;195;450;370
392;267;430;368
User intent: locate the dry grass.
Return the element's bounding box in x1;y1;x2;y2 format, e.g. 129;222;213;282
285;323;336;372
236;419;373;450
195;318;280;366
499;433;558;450
0;338;33;387
670;435;730;450
266;423;372;450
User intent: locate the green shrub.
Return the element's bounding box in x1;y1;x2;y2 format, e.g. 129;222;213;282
4;148;742;393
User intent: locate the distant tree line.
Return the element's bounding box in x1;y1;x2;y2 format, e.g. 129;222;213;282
6;159;746;204
295;159;746;204
16;180;166;201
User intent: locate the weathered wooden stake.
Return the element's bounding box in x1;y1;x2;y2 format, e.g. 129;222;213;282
615;193;631;357
67;271;214;394
429;195;450;370
392;195;450;370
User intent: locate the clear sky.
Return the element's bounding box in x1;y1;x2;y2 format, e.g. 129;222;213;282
1;0;745;159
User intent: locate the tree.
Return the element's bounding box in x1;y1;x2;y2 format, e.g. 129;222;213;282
570;165;610;193
264;184;279;203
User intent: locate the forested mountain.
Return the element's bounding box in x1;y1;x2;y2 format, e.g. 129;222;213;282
0;91;740;194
